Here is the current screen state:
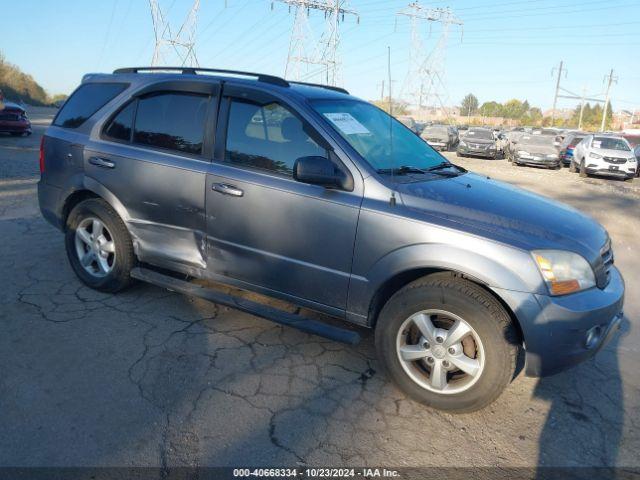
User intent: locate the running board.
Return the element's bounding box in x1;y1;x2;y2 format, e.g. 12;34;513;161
130;267;361;345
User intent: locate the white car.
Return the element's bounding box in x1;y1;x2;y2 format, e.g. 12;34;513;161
570;134;637;181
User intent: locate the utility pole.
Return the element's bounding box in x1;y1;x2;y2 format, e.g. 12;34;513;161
377;80;385;101
600;69;617;132
550;60;566;126
578;86;586;130
149;0;201;67
272;0;358;85
396;2;463;118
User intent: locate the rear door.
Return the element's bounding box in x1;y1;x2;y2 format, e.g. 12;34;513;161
85;81;218;270
205;84;363;312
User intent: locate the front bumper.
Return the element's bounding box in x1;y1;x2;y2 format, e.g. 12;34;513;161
457;145;497;158
425;140;448;150
514;154;560;167
493;266;625;377
585;163;636;178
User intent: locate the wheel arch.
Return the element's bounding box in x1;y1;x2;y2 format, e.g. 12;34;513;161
367;267;524;347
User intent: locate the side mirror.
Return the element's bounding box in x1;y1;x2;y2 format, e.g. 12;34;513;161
293;155;352;190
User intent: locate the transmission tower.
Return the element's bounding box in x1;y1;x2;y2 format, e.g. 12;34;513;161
149;0;201;67
397;2;462;114
272;0;358;85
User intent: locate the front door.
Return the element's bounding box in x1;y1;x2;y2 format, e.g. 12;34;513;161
205;85;362;312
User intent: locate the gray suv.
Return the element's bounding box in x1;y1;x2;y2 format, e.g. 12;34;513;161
38;67;624;413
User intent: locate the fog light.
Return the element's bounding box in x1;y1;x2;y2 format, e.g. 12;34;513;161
585;326;602;349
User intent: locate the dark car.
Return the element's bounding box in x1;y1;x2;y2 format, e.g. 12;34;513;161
558;132;587;167
0;101;32;136
38;67;624;413
456;127;499;158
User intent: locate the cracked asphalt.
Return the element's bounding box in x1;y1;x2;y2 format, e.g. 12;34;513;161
0;110;638;469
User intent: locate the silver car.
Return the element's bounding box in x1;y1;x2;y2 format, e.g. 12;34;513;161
512;134;561;169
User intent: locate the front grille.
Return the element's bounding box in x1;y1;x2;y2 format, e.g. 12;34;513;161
428;138;444;143
469;143;488;149
0;113;20;121
603;156;627;164
596;239;614;288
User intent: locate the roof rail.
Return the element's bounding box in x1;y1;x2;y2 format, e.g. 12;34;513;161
113;66;289;88
288;81;349;95
112;67;350;94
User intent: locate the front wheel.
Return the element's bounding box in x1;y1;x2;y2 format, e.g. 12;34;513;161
65;198;135;292
579;159;588;178
375;273;519;413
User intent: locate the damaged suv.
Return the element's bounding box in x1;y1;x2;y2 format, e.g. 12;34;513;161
39;67;624;413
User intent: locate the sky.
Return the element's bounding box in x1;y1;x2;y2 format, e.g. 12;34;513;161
2;0;639;112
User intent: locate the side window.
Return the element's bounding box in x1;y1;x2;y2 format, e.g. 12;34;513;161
53;83;128;128
224;98;326;176
103;101;136;142
133;92;208;155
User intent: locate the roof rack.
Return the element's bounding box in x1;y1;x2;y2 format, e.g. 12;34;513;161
113;66;289;87
112;67;349;94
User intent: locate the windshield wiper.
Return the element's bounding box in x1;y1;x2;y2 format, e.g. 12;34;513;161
426;162;467;175
376;165;429;175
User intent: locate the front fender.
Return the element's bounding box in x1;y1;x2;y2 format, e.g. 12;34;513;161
346;242;545;322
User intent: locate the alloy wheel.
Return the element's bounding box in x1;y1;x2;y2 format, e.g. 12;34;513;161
396;309;485;394
74;217;116;278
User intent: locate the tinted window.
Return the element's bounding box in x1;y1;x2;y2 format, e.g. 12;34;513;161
103;101;135;142
133;93;208;155
54;83;127;128
225;99;326;176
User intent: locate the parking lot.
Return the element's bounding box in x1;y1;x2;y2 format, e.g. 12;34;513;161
0;110;638;469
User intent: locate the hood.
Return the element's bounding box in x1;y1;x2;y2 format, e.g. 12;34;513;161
422;130;449;140
594;148;635;159
397;172;607;258
516;142;557;155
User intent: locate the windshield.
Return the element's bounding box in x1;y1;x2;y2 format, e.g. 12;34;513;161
423;126;449;135
311;99;444;171
519;135;555;146
592;137;630;151
464;129;493;140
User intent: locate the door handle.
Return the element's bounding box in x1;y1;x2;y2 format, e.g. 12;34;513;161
89;156;116;169
212;183;243;197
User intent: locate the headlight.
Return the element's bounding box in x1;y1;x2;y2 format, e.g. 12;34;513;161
532;250;596;296
589;152;602;159
459;140;467;147
629;158;637;163
489;145;496;150
545;154;558;159
517;150;529;156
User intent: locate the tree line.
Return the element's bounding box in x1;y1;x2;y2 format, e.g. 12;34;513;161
0;51;66;106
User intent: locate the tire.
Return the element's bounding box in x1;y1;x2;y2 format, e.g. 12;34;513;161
579;159;587;178
65;198;135;292
456;151;462;157
569;160;577;173
375;272;519;413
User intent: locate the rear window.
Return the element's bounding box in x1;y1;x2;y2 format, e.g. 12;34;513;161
53;83;127;128
133;92;208;155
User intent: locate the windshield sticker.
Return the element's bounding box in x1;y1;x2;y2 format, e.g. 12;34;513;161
592;140;601;148
323;112;371;135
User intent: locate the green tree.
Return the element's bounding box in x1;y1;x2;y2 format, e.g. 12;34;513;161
479;101;503;117
461;93;479;116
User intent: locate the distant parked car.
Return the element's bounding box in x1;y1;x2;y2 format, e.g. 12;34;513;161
558;132;587;167
396;115;420;134
505;129;526;162
634;145;640;177
570;134;636;181
456;127;499;159
0;101;32;136
512;134;560;169
421;124;456;151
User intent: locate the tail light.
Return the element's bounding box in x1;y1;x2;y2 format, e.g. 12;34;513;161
39;136;45;174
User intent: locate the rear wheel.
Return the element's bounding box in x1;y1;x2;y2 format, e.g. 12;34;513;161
569;160;577;173
65;198;135;292
375;273;519;413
